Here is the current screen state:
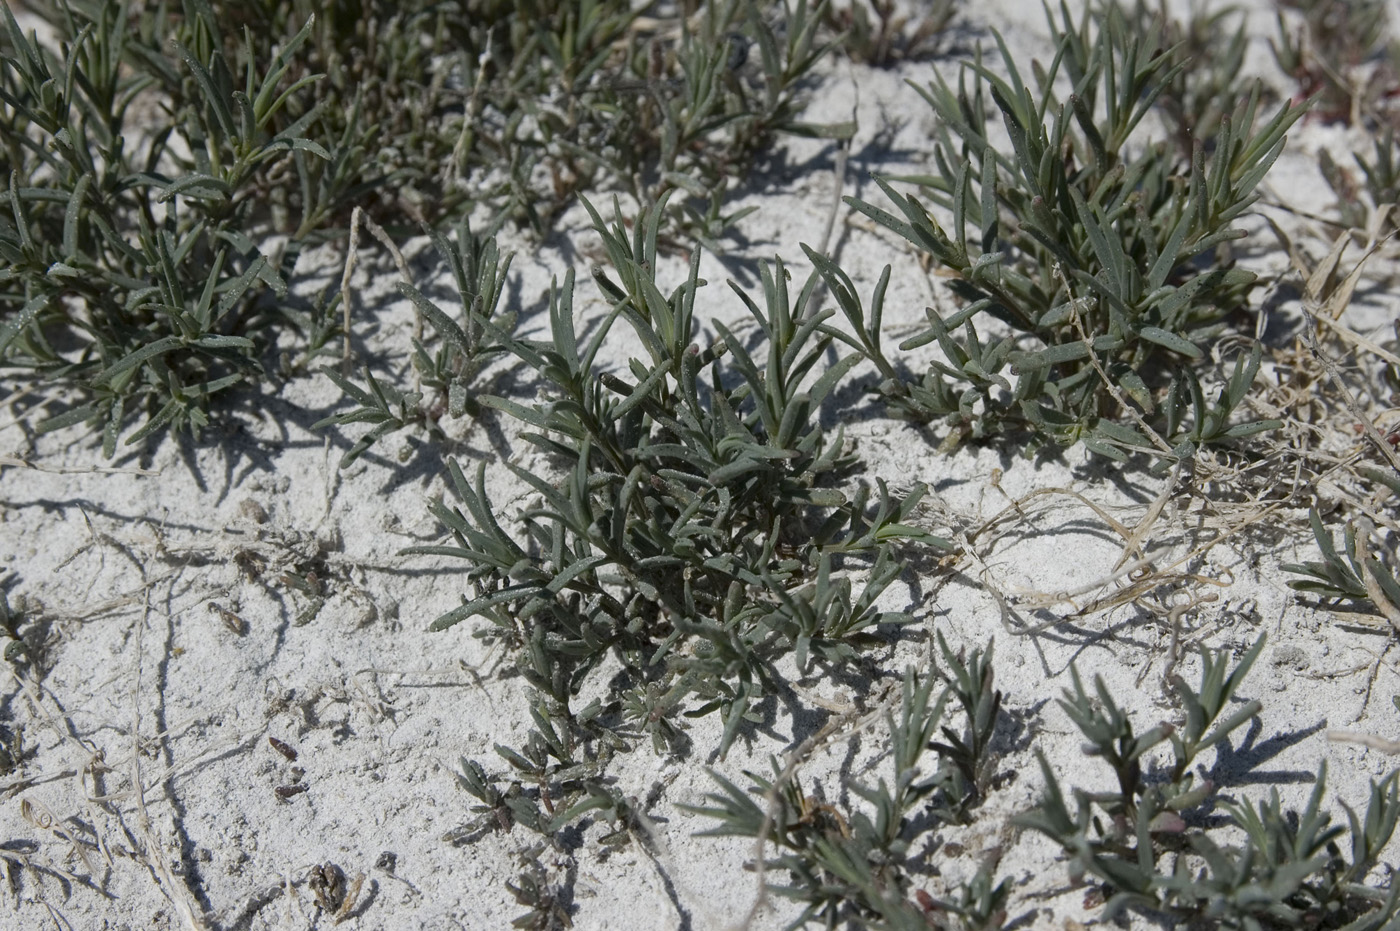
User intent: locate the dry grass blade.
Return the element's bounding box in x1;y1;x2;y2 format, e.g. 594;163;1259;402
1299;311;1400;479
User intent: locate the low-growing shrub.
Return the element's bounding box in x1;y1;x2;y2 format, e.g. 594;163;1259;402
823;2;1299;463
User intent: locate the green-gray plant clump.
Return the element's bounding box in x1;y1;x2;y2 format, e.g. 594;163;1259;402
24;0;847;240
515;0;853;251
1;0;846;454
297;0;852;244
1018;635;1400;928
419;196;943;760
0;1;340;453
433;195;947;923
411;0;853;246
821;2;1299;462
685;637;1007;930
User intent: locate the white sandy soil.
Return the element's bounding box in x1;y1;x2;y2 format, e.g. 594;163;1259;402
3;1;1400;929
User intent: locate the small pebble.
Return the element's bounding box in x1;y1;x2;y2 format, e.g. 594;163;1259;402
238;499;268;524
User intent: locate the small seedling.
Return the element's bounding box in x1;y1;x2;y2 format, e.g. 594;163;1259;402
506;847;574;931
1272;0;1399;125
1319;129;1400;233
927;632;1002;822
1284;508;1400;625
822;0;959;67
